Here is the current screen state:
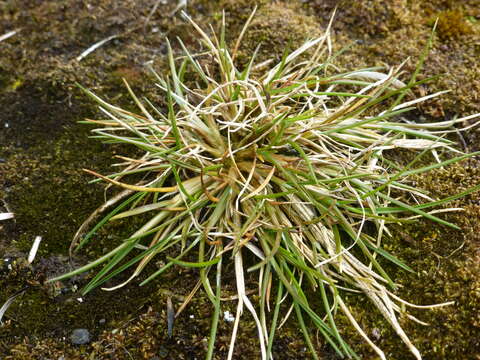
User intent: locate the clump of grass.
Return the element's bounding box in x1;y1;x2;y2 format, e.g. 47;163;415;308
50;10;480;360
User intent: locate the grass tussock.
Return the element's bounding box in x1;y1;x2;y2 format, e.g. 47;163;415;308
50;10;480;360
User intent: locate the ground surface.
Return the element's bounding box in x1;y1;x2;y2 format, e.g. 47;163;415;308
0;0;479;359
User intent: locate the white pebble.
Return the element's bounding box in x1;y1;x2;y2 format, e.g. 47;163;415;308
223;310;234;322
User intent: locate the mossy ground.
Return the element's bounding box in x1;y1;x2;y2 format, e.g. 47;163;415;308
0;0;479;359
306;0;480;118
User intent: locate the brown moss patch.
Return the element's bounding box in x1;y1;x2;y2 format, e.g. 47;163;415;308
306;0;480;118
233;1;322;64
434;9;474;40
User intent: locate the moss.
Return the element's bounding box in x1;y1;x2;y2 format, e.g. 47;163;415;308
231;1;322;65
306;0;406;39
434;9;474;40
1;261;324;359
328;162;480;359
1;106;112;256
305;0;480;117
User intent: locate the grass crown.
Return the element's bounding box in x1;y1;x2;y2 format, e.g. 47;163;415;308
50;10;480;360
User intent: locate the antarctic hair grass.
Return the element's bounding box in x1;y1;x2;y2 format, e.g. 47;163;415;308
50;9;480;360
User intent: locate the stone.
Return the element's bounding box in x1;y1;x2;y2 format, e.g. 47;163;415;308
70;328;91;345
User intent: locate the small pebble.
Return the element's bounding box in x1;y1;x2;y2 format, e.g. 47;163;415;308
223;310;234;322
99;318;106;325
1;257;13;273
70;328;91;345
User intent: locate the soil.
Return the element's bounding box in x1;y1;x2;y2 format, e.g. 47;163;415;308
0;0;479;359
